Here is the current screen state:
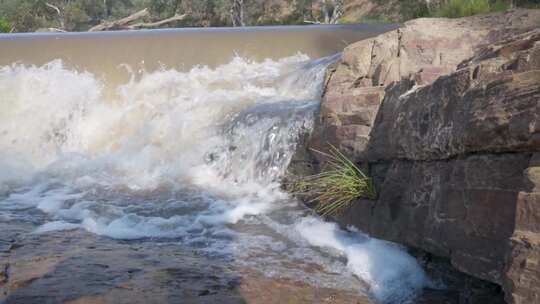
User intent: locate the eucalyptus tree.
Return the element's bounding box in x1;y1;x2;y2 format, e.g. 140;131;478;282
230;0;245;26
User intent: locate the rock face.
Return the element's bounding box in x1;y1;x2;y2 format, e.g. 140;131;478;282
310;9;540;163
294;9;540;304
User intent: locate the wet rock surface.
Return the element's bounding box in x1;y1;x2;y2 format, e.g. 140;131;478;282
0;220;369;304
292;10;540;304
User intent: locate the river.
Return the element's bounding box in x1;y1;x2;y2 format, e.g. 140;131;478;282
0;25;431;304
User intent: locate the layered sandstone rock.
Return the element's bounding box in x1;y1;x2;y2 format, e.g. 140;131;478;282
294;9;540;304
310;9;540;163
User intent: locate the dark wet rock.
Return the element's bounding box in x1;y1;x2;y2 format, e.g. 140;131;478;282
0;222;370;304
291;10;540;304
344;153;533;283
353;29;540;304
0;239;14;253
198;289;211;296
412;250;507;304
367;31;540;161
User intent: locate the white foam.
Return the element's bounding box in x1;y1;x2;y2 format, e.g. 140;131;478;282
80;215;189;240
0;60;100;169
0;152;36;196
0;55;323;192
35;221;81;233
1;55;430;303
295;217;430;303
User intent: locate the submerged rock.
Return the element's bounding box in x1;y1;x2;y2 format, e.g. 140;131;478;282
292;9;540;304
0;222;370;304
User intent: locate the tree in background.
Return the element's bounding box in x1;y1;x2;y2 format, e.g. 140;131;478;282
230;0;244;26
301;0;345;24
426;0;517;18
321;0;344;23
0;0;538;32
0;17;10;32
0;0;144;32
0;0;48;32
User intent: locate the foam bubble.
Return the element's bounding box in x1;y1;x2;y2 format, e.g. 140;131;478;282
0;54;323;192
295;217;431;303
35;221;81;233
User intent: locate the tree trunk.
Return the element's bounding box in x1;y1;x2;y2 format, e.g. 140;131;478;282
318;0;343;24
230;0;245;27
328;0;343;24
172;0;182;14
103;0;108;19
322;0;330;23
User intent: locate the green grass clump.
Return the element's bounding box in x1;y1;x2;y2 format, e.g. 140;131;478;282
433;0;509;18
0;18;11;33
289;145;376;216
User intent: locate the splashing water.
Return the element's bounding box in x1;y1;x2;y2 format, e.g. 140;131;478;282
0;54;430;303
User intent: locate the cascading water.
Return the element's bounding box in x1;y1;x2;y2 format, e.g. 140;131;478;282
0;53;430;303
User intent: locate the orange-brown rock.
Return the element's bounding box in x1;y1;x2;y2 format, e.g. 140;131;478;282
293;10;540;304
310;9;540;163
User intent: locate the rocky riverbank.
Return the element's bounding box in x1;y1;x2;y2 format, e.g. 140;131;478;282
0;220;371;304
289;9;540;304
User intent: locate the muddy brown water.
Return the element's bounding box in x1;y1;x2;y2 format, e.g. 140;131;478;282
0;24;398;90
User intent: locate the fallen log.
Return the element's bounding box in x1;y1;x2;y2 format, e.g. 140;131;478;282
36;27;67;32
124;14;187;30
88;9;187;32
88;8;150;32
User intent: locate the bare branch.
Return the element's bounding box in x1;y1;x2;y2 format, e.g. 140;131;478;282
45;2;61;15
45;2;65;29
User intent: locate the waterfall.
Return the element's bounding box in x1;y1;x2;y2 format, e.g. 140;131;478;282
0;54;429;303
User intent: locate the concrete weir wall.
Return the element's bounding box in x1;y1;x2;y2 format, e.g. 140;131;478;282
0;24;397;90
289;9;540;304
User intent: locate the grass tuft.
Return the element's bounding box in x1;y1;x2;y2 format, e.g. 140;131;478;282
288;145;376;216
433;0;509;18
0;18;10;33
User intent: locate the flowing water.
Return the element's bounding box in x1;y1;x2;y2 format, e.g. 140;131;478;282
0;25;431;304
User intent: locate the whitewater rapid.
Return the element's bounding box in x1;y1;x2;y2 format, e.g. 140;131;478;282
0;55;430;303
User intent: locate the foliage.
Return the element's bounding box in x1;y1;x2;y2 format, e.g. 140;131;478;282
0;0;232;31
514;0;540;8
288;145;376;216
372;0;536;21
340;14;392;24
0;17;10;32
400;0;431;20
0;0;538;32
432;0;509;18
